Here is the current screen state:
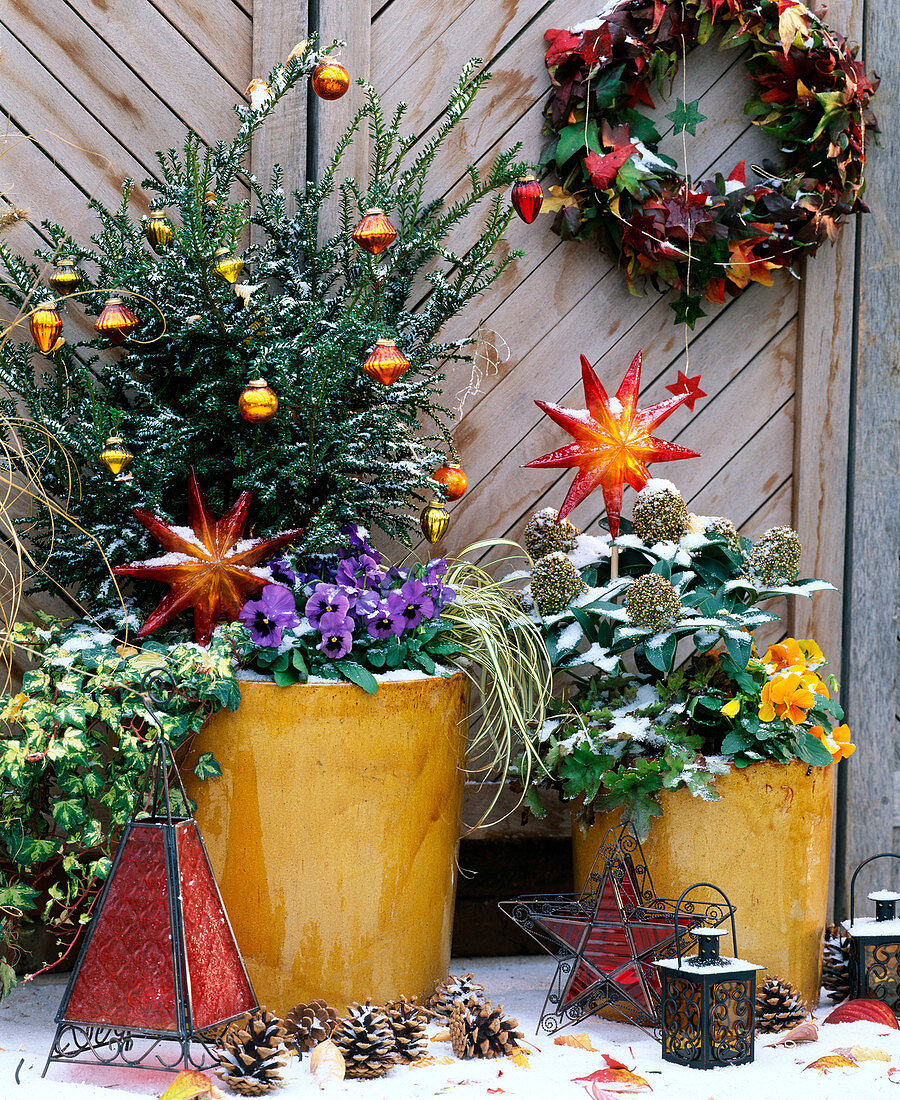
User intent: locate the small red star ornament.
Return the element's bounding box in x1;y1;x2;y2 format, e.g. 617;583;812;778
114;469;303;645
665;370;706;412
524;350;700;536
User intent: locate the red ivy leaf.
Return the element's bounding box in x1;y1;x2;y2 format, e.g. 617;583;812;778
584;148;636;189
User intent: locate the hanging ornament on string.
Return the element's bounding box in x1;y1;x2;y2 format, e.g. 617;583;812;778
351;209;397;256
311;61;350;100
420;499;450;544
95;298;139;345
29;301;62;355
201;190;217;231
48;257;83;296
362;339;410;386
144;209;174;253
511;175;544;223
238;378;278;423
524;350;701;537
98;436;134;482
245;77;274;111
213;247;244;285
433;462;467;501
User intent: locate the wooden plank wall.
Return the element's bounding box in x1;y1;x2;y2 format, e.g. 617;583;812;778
1;0;892;918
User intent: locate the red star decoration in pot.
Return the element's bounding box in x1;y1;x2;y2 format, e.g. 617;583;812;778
113;469;303;646
499;823;735;1034
524;350;700;536
664;370;707;412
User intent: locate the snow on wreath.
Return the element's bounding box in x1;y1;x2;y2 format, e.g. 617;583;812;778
540;0;878;327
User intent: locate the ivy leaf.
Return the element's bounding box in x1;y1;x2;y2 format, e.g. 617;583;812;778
616;157;654;197
585;146;636;190
52;799;85;832
193;752;222;780
665;98;707;136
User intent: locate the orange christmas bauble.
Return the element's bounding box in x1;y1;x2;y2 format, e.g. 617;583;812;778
433;462;467;501
362;339;410;386
351;209;397;256
311;61;350;100
238;378;278;423
95;298;139;345
29;301;62;355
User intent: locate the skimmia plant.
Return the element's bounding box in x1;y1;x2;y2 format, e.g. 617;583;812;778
511;481;850;838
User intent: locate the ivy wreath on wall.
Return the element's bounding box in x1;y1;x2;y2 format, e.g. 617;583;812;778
542;0;878;326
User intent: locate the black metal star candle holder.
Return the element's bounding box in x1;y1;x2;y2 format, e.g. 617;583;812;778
499;821;735;1035
43;668;257;1076
846;852;900;1012
657;883;765;1070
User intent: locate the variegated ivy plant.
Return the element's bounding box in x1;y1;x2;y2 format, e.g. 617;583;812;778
0;616;241;996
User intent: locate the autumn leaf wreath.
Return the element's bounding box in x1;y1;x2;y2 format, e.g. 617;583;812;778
541;0;878;326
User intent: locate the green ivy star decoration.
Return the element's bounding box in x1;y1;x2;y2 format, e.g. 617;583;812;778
666;97;707;136
540;0;878;325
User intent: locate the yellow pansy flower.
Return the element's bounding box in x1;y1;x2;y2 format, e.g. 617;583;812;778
720;698;741;718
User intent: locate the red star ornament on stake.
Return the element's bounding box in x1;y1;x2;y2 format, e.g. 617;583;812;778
114;469;303;646
665;369;707;412
524;350;701;536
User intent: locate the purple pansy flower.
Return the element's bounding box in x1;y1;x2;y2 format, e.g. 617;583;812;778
305;584;350;628
342;524;380;561
425;558;448;582
354;589;381;619
367;599;405;640
317;611;354;659
269;558;298;586
239;584;300;648
388;579;436;632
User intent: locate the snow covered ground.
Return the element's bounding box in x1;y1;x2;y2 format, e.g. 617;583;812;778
2;956;898;1099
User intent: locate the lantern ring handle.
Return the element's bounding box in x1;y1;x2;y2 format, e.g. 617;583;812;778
673;882;737;967
849;852;900;925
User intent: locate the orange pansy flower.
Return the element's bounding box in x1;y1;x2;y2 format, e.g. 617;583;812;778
811;723;855;761
759;672;816;724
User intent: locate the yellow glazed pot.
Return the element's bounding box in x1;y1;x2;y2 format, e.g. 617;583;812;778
182;673;468;1015
572;759;835;1005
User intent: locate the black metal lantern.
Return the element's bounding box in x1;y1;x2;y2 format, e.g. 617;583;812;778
657;883;765;1070
846;852;900;1011
43;670;257;1075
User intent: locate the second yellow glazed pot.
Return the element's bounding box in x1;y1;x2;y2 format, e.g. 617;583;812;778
572;759;835;1005
182;672;468;1015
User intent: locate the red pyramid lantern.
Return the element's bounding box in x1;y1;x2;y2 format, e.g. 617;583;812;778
43;669;256;1075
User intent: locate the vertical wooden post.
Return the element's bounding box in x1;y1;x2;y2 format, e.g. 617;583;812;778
249;2;309;223
836;0;900;911
308;0;371;235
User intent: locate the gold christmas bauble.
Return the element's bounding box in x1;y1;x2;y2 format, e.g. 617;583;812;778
362;339;410;386
29;301;62;355
98;436;134;478
213;246;245;285
238;378;278;423
351;209;397;256
433;462;467;501
144;209;174;253
311;61;350;100
48;257;83;295
420;500;450;544
95;298;139;345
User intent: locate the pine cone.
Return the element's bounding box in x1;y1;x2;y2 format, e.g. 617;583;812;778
332;1001;398;1079
756;976;808;1033
384;995;428;1064
449;995;523;1059
284;998;339;1054
214;1006;287;1095
427;972;486;1022
823;923;851;1004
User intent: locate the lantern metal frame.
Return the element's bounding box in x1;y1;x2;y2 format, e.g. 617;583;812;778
846;851;900;1011
43;669;257;1076
657;883;764;1070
